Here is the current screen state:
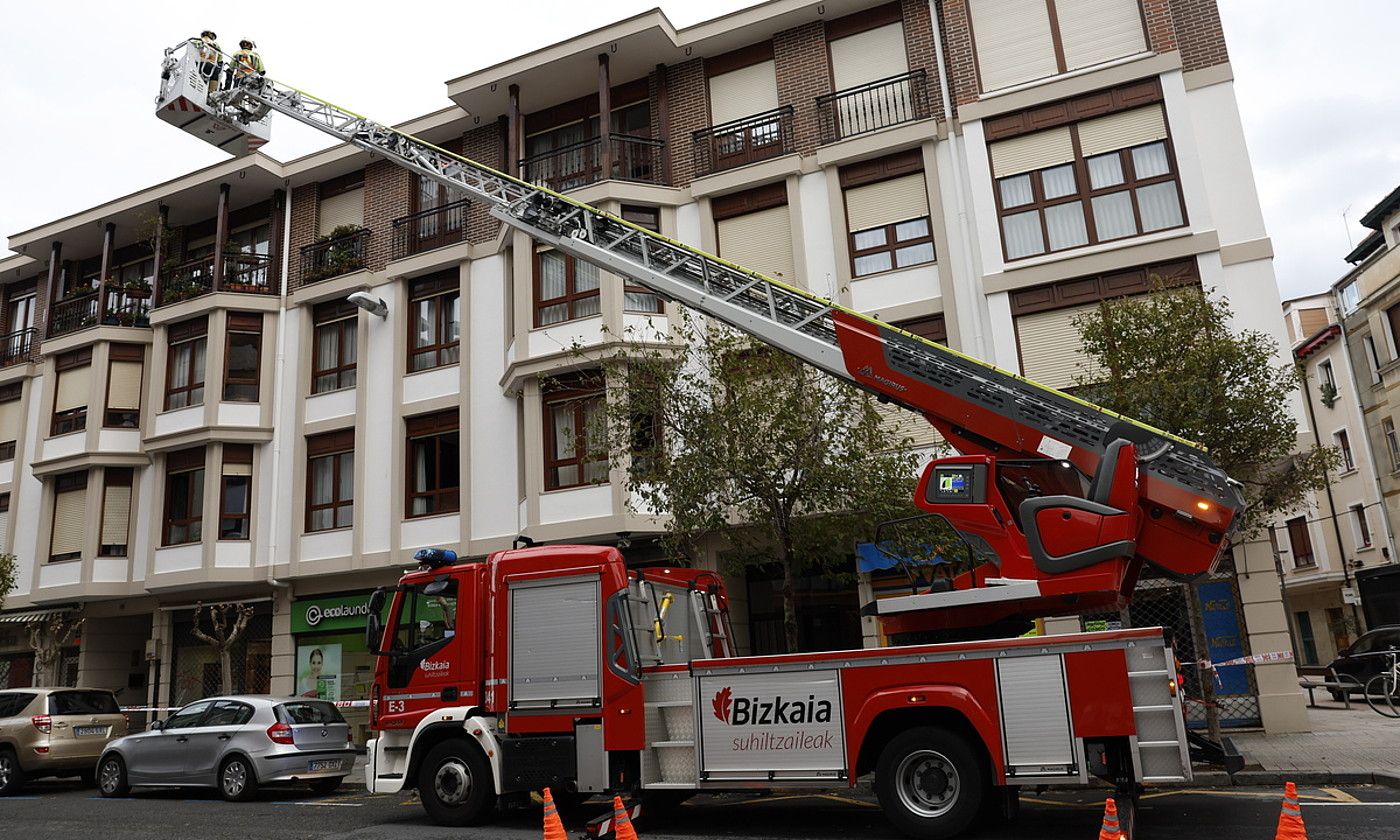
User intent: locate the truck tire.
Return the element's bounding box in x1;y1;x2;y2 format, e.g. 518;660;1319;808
874;726;985;839
417;738;496;826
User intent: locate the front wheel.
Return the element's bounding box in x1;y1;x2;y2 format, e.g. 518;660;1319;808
97;754;130;797
0;748;26;796
874;726;986;840
417;739;497;826
1365;674;1400;717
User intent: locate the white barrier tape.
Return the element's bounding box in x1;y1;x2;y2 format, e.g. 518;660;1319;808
119;700;372;712
1198;650;1294;670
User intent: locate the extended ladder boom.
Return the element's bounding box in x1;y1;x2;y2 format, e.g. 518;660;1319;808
157;43;1243;583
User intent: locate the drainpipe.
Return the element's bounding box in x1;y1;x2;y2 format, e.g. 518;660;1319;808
928;0;988;359
1297;360;1363;631
266;188;293;597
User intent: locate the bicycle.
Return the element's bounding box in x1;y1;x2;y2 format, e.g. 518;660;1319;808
1364;650;1400;718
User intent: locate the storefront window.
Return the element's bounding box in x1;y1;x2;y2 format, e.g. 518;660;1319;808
170;609;272;705
291;593;389;746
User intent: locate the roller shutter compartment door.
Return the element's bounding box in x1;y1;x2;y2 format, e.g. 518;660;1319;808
1055;0;1147;71
1015;304;1103;390
845;173;930;232
717;206;796;284
968;0;1059;91
318;187;365;236
51;488;87;558
707;61;779;125
510;577;601;707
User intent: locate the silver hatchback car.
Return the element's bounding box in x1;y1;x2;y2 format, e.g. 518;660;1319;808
96;695;355;801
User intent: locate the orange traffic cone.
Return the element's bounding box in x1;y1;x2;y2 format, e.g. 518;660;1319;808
1275;781;1308;840
1098;797;1125;840
542;787;567;840
611;794;639;840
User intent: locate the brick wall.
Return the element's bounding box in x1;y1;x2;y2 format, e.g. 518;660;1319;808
774;21;834;158
1141;0;1179;54
665;59;708;188
901;0;947;122
287;183;318;288
362;159;413;273
937;0;980;110
1169;0;1229;70
463;124;504;245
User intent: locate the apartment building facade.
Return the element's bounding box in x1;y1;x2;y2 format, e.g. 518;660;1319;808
0;0;1306;732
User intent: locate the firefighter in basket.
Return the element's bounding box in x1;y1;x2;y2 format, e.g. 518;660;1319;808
193;30;222;94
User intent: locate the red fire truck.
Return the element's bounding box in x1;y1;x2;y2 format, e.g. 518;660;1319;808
150;39;1248;838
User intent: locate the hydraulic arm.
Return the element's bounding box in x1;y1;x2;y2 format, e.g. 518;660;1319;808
154;42;1245;632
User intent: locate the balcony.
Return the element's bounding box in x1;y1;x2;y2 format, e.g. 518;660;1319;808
693;107;795;177
520;135;667;193
391;199;469;261
48;282;154;338
48;290;99;337
299;228;370;287
816;70;931;145
0;327;36;367
157;253;275;307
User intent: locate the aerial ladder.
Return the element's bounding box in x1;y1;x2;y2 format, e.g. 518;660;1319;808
155;41;1245;636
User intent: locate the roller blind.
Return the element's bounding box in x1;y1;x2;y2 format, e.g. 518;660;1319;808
876;400;945;450
708;60;779;125
0;510;8;551
1056;0;1147;71
846;173;930;232
968;0;1058;91
55;365;91;412
222;463;253;477
1076;106;1167;157
830;22;909;90
0;400;20;442
100;485;131;550
107;360;143;411
1016;304;1103;390
318;187;365;236
717;206;796;284
52;488;86;556
990;127;1075;178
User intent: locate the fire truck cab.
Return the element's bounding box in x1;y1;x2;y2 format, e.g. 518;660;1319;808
365;545;1189;839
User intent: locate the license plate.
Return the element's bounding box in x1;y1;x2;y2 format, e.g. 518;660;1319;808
74;726;107;737
308;759;342;773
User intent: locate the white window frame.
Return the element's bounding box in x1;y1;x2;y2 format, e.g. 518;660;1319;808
1364;336;1383;384
1349;502;1373;550
1333;428;1355;472
1384;417;1400;472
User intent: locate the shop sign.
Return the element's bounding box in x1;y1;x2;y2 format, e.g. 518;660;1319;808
292;593;388;634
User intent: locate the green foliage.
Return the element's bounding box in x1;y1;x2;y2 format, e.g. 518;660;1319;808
0;553;15;612
1072;283;1339;539
304;226;367;283
580;313;923;652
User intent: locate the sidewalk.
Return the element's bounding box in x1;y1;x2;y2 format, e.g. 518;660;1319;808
1206;700;1400;787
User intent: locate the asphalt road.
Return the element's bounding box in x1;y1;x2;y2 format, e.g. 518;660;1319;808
2;779;1398;839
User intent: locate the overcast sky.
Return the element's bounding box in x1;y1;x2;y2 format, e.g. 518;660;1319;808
1;1;1396;301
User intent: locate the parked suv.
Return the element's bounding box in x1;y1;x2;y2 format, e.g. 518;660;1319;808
0;688;129;794
1327;625;1400;699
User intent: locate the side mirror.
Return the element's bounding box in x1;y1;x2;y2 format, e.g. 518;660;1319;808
365;588;389;656
147;719;164;732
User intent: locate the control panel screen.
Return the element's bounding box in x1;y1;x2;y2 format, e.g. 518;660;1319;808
935;467;972;499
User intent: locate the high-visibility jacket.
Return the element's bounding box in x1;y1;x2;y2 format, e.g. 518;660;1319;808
234;49;264;76
196;38;221;64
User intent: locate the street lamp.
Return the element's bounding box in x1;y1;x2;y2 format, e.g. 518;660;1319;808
347;290;387;318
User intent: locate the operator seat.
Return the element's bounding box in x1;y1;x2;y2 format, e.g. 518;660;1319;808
1018;439;1140;574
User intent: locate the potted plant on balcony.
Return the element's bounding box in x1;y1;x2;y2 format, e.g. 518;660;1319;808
162;276;204;304
123;278;152;299
303;225;367;284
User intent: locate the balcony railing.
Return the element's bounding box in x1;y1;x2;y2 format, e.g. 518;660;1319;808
299;228;370;287
157;253;276;307
693;106;795;177
391;199;469;261
0;328;36;367
49;290;99;337
520;135;667;193
102;289;152;328
816;70;930;145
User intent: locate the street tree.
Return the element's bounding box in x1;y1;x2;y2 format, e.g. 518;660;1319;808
575;314;923;653
27;615;83;686
0;553;16;612
191;602;254;694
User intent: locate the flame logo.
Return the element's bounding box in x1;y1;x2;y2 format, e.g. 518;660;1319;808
712;686;732;723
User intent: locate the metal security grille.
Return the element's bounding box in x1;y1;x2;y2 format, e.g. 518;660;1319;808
171;612;273;705
1080;562;1261;729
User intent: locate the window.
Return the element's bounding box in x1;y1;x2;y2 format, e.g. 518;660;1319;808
166;317;208;410
544;377;607;490
713;183;795;283
1351;503;1372;549
535;246;600;326
219;444;253;540
307;430;354;532
1365;335;1383;384
408;271;460;371
413;173;467;239
406;411;460;518
620;207;664;314
1339;281;1360;315
1386;418;1400;471
318;171;365;237
52;349;92;436
163;448;206;546
6;284;36;334
0;493;9;552
842;152;935;277
162;700;212;730
895;315;948;344
991;103;1184;260
105;344;144;428
223;313;262;402
968;0;1146;91
50;471;87;562
99;468;133;557
1319;359;1336;392
1294;611;1318;665
311;299;357;394
1388;304;1400;361
1336;429;1355;471
203;699;255;727
0;383;21;461
1285;516;1314;568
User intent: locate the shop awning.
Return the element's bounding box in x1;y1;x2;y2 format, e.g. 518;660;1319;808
0;609;70;624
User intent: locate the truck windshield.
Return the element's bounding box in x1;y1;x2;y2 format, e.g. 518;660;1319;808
394;579;458;654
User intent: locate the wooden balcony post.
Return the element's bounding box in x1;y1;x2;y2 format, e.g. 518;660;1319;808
98;222;115;325
152;204;169;306
213;182;230;291
43;241;62;340
656;63;671;186
508;85;521;178
598;54;612;181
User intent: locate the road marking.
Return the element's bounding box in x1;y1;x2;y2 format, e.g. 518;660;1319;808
1018;797;1100;810
1304;802;1400;807
1141;789;1351;803
814;793;881;809
1320;787;1359;803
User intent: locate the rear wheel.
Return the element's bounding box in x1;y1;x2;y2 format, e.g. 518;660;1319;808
219;755;259;802
309;776;344;795
97;754;129;797
874;726;985;840
0;748;25;796
417;739;496;826
1365;674;1400;717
